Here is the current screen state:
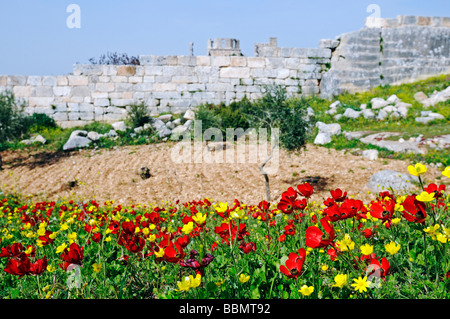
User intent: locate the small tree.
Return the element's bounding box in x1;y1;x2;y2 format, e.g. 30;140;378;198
0;90;28;143
89;52;140;65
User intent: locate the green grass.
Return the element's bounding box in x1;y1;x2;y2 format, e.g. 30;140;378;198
305;74;450;166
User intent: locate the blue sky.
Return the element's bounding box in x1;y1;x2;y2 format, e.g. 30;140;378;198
0;0;448;75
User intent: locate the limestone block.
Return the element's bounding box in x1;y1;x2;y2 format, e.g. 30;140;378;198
178;56;197;66
144;66;163;76
53;112;68;121
247;57;266;68
92;92;108;99
265;57;285;69
219;67;250;78
277;69;290;79
93;98;110;107
13;86;33;96
33;106;55;114
27;76;42;86
172;75;198;83
134;83;153;91
196;56;211;66
230;57;247;67
110;99;134;107
211;56;231;67
53;86;72;96
115;83;134;92
40;76;57;87
96;82;115;92
68;75;89;86
57;76;68;86
153;83;177;91
72;86;91;97
7;75;26;86
129;76;143;83
28;97;54;107
117;65;136;76
102;65;118;76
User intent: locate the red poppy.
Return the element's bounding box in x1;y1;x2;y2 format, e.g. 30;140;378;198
164;242;185;264
370;198;395;223
29;256;48;276
361;228;375;239
4;255;31;278
59;243;84;271
0;243;24;258
401;195;427;224
305;217;335;249
280;248;306;279
297;182;313;198
327;248;339;261
124;235;145;254
284;223;296;236
424;183;445;199
330;188;347;202
367;257;390;281
277;196;296;215
38;230;55;246
91;232;103;243
239;242;256;254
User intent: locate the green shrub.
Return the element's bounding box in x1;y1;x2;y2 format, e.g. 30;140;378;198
0;90;28;143
127;102;151;128
26;113;57;132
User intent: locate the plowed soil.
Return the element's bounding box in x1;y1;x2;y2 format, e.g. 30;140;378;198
0;142;443;206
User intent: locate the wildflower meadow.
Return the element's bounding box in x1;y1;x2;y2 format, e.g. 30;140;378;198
0;163;448;301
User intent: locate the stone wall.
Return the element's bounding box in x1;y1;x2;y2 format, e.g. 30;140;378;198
0;15;449;127
320;15;450;97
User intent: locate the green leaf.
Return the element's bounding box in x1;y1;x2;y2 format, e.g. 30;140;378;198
206;281;218;293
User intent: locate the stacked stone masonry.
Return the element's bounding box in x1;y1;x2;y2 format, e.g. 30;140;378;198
0;15;449;127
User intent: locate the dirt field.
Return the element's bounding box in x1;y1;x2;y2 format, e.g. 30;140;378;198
0;142;443;206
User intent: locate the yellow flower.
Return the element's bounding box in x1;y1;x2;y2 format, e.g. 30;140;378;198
147;234;157;242
92;263;102;273
142;227;150;235
37;227;46;237
154;248;165;258
56;243;68;254
192;212;207;225
239;273;250;283
60;223;69;231
436;232;448;244
182;221;194;235
336;234;355;252
391;217;401;226
215;202;228;213
385;241;401;255
49;232;58;240
230;209;246;220
424;224;440;240
360;244;374;256
47;265;56;272
442;166;450;178
351;276;370;293
332;274;348;288
176;274;202;292
416;191;435;202
298;285;314;296
24;246;33;254
407;163;427;177
321;264;329;271
105;236;111;242
67;232;77;242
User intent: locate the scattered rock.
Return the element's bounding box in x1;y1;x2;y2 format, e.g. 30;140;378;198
314;132;332;145
421;86;450;108
63;134;92;151
172;118;182;126
362;109;375;119
138;167;151;180
414;91;428;102
343;108;361;119
329;101;341;109
386;94;400;104
316;122;341;136
158;114;173;123
87;131;101;141
362;149;379;161
112;121;127;132
371;97;389;109
366;169;418;193
183;109;196;120
21;134;47;145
